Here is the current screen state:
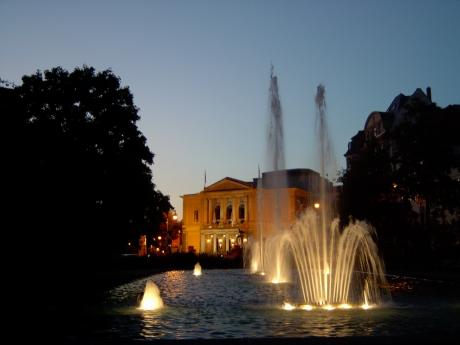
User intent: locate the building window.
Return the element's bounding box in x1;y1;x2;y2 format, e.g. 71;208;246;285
226;204;232;224
193;210;199;223
215;205;221;224
239;201;245;222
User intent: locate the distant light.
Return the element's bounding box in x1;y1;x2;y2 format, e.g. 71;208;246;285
300;304;314;311
314;203;320;209
158;236;162;240
392;183;398;189
361;303;373;310
243;238;248;243
128;242;131;246
173;215;178;220
323;305;335;311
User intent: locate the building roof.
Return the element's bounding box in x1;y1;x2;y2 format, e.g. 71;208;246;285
203;177;254;192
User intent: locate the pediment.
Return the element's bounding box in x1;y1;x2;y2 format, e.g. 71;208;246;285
204;177;253;192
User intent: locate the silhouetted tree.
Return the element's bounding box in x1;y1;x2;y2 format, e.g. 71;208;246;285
7;66;171;274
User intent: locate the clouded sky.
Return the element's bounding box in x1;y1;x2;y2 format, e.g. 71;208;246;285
2;0;459;217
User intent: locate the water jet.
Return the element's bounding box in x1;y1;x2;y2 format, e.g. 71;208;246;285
139;280;164;311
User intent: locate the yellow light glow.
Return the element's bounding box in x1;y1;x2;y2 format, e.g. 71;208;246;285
158;236;162;240
206;239;211;243
314;203;320;209
338;303;352;309
271;279;280;284
139;280;164;311
323;305;335;311
282;302;296;311
300;304;314;311
193;262;202;276
243;238;248;243
361;303;373;310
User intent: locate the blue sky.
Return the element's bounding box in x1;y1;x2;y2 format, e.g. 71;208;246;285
1;0;459;218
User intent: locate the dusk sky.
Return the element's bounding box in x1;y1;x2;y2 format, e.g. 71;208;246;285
2;0;459;218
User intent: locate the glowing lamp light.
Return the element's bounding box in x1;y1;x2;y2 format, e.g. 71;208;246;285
300;304;314;311
314;203;320;209
361;303;373;310
338;303;352;309
282;302;296;311
323;304;335;311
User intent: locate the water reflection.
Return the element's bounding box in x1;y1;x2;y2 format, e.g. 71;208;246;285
103;269;460;340
140;311;166;338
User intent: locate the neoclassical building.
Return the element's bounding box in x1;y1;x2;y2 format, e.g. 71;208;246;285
181;169;332;254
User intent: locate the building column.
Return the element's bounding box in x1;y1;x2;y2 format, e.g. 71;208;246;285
232;198;238;225
245;196;248;221
212;234;217;253
203;199;208;225
200;234;205;253
210;199;214;223
220;198;225;224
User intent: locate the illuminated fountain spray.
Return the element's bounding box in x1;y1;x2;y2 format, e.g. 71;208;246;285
251;81;389;309
284;85;388;308
193;262;202;276
251;65;289;283
139;280;164;311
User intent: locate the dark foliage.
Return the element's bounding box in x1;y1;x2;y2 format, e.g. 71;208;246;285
3;66;171;291
339;101;460;268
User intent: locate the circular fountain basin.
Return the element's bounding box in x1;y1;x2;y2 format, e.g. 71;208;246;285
89;269;460;341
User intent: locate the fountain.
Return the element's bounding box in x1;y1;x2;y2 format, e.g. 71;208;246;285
193;262;202;276
96;73;459;342
139;280;164;311
250;73;389;308
251;65;290;284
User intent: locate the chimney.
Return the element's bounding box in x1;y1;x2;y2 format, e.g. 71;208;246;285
426;87;432;102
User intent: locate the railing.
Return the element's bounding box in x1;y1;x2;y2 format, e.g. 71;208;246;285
201;219;246;229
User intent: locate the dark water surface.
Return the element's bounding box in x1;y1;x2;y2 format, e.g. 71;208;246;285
60;269;459;342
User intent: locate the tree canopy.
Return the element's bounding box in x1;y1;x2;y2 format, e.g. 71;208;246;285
339;100;460;266
6;66;171;268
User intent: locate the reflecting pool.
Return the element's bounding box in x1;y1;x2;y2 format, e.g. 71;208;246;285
87;269;460;341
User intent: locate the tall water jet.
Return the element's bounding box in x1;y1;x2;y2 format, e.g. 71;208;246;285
252;65;290;283
139;280;164;311
193;262;202;276
283;85;389;306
